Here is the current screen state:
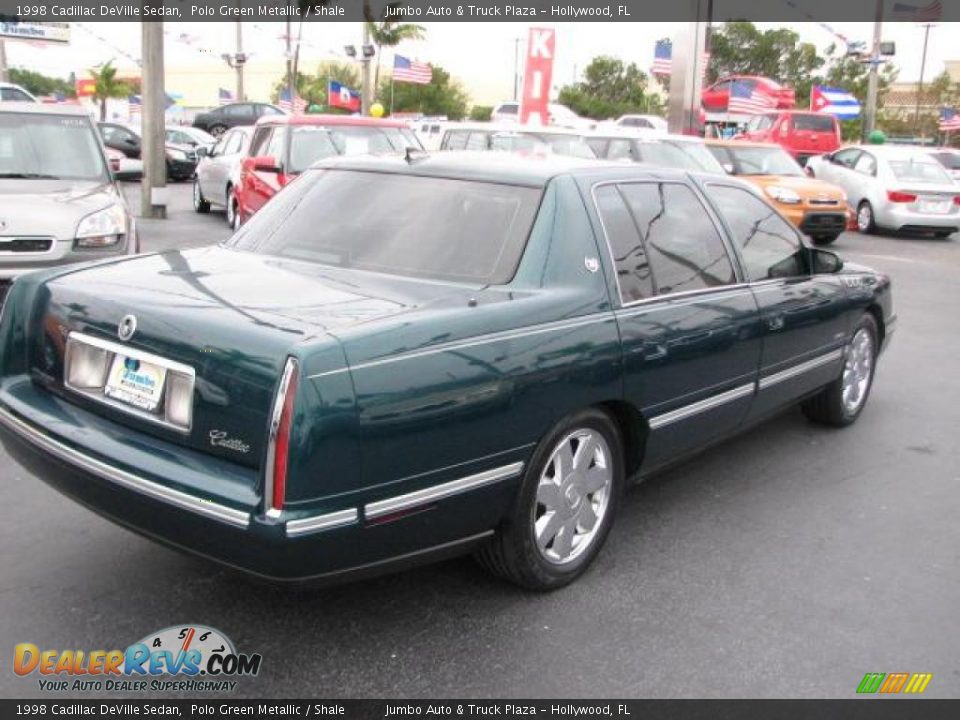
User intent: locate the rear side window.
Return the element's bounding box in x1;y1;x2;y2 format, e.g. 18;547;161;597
1;87;34;102
229;170;542;285
594;186;654;303
706;184;806;281
443;131;469;150
792;114;836;132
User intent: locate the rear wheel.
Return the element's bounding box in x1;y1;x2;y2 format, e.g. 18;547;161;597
802;313;879;427
476;408;624;590
193;178;210;213
856;201;876;235
225;185;237;227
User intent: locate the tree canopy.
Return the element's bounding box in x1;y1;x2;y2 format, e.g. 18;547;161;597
557;56;662;120
8;68;75;98
381;65;469;120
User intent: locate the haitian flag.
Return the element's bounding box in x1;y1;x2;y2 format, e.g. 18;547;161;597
810;86;861;120
328;80;361;112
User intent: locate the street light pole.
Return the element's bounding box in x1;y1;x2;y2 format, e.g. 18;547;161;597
0;40;8;83
513;37;522;100
361;23;373;115
863;0;883;141
286;16;294;102
140;21;167;220
913;23;934;133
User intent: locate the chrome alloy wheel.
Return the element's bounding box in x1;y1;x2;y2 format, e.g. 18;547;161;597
226;193;236;226
842;327;874;415
192;180;202;209
533;429;612;565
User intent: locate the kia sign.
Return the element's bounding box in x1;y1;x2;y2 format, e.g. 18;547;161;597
519;27;555;125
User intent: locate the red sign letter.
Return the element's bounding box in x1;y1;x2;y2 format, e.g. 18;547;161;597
519;27;556;125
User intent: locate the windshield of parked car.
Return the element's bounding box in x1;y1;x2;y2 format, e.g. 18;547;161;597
490;132;596;159
888;157;952;184
287;126;422;173
723;145;804;176
659;140;726;173
746;114;777;132
632;140;719;172
228;170;542;284
0;112;107;181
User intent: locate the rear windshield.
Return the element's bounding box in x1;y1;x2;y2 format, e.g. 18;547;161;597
888;158;951;184
792;114;836;132
0;112;107;181
288;126;421;173
930;152;960;170
227;170;542;284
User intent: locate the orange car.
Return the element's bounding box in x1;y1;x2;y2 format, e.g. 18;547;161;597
706;140;851;245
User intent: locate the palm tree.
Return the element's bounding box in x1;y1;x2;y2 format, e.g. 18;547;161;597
364;3;425;101
89;60;130;122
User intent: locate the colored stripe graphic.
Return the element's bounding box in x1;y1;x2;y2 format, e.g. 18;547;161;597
857;672;932;694
879;673;909;693
904;674;933;694
857;673;885;694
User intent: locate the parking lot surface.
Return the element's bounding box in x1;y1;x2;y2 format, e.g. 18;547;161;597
2;182;958;699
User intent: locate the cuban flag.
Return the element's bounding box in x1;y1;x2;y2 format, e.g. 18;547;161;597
810;86;861;120
327;80;361;113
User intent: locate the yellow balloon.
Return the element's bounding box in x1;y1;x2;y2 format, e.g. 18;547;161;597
370;103;385;118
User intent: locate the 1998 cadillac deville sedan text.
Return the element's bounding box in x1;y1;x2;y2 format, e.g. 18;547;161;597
0;153;894;589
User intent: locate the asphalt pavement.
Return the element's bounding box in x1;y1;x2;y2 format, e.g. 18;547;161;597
1;182;958;699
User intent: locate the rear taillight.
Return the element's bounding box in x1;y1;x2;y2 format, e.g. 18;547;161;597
954;195;960;206
266;358;299;516
887;190;917;203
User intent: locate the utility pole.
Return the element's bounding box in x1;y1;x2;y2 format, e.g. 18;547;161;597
140;22;167;220
361;23;373;115
285;17;294;101
0;40;8;83
913;23;934;133
513;37;522;100
235;22;244;101
863;0;883;141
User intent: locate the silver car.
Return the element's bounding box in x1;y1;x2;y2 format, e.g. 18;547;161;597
193;125;252;228
807;145;959;237
0;103;137;305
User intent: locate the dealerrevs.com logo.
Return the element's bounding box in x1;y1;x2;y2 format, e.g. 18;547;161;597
14;625;262;693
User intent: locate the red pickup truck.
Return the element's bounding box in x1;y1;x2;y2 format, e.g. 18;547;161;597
736;110;842;167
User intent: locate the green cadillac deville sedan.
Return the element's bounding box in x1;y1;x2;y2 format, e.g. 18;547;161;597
0;153;894;590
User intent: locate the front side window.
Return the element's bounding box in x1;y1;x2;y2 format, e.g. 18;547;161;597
706;184;806;281
831;149;860;168
853;153;876;176
228;170;541;285
0;113;107;181
617;183;736;295
1;87;33;102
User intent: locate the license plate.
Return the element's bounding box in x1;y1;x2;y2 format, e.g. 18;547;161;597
104;354;167;412
918;199;950;214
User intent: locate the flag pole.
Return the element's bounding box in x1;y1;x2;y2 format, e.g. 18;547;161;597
390;75;395;115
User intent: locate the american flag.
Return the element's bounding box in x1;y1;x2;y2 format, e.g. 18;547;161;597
652;39;672;76
652;39;709;79
278;88;307;114
728;80;777;115
393;55;432;84
890;1;942;20
218;88;234;106
128;95;141;120
939;107;960;132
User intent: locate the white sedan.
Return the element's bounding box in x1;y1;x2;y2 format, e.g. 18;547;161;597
807;145;959;237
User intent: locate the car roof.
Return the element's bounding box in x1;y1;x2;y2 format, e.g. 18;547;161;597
311;150;701;187
0;102;91;116
705;139;785;149
844;144;942;159
256;113;408;128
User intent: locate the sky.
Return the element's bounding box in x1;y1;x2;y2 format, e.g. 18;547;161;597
4;21;958;105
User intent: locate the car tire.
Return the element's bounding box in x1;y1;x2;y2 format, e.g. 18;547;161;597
802;313;879;427
934;230;954;239
193;179;211;214
209;124;228;138
856;201;876;235
812;234;838;246
225;186;237;227
231;201;243;231
476;408;624;591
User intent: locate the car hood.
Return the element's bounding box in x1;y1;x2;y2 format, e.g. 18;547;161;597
0;180;120;240
742;174;845;200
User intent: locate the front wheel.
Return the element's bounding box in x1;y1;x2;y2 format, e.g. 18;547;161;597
812;234;839;246
476;408;624;590
208;124;228;138
857;201;876;235
802;313;879;427
193;178;210;213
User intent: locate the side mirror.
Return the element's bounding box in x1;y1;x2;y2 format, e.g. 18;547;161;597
810;248;843;274
247;155;282;174
722;162;735;174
